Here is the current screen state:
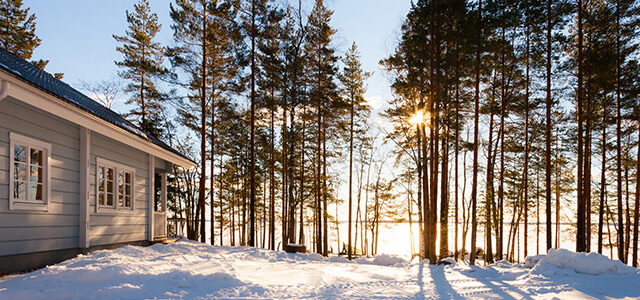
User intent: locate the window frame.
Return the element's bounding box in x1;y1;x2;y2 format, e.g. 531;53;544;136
96;157;135;214
8;132;52;211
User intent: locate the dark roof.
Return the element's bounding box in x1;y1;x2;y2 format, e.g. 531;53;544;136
0;47;194;165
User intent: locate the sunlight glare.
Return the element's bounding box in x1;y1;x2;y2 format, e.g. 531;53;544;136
409;110;426;126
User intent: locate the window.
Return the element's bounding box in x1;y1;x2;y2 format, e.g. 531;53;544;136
96;158;134;212
9;132;51;211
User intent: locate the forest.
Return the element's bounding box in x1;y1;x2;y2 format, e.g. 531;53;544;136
2;0;640;266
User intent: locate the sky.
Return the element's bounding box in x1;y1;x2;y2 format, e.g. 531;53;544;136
22;0;413;225
24;0;412;114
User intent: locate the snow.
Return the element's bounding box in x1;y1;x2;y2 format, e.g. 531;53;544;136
530;248;636;276
1;240;639;299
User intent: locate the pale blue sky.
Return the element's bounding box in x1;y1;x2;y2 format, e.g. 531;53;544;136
24;0;411;114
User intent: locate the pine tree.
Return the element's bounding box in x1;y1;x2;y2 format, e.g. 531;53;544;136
340;42;371;259
0;0;39;60
169;0;243;243
113;0;168;134
0;0;61;77
470;0;484;266
304;0;339;255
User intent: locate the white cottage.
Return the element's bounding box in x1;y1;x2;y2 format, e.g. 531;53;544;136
0;48;195;274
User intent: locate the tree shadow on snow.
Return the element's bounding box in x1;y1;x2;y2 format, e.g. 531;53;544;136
459;267;534;300
430;266;464;299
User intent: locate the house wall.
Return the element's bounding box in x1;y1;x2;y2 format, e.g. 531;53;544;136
0;97;81;256
89;132;150;246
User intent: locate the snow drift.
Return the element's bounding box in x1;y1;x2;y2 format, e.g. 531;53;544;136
526;248;637;275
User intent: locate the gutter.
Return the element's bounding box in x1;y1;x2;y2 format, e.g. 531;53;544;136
0;79;8;102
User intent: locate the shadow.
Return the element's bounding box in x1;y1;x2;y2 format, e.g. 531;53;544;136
431;267;464;299
460;267;534;300
549;271;640;299
417;261;425;298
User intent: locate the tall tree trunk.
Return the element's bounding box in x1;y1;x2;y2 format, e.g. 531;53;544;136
633;114;640;266
288;108;296;244
440;105;449;260
498;43;505;261
219;153;224;245
524;11;531;259
555;126;561;248
231;180;236;246
614;0;625;263
470;0;482;266
422;122;430;261
430;95;439;264
545;0;553;252
281;108;288;247
486;110;495;264
454;41;460;262
624;164;631;261
417;125;424;257
585;104;592;252
242;168;247;246
537;168;541;254
323;134;328;256
210;99;216;245
249;0;257;248
198;9;208;244
299;113;307;245
348;95;355;260
316;98;323;254
598;108;607;254
576;0;586;253
269;96;275;250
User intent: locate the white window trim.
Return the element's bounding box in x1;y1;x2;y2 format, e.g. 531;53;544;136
96;157;135;214
8;132;51;211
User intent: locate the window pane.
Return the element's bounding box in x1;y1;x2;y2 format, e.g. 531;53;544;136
125;184;131;197
14;144;26;162
124;196;131;208
14;163;27;181
107;167;114;181
31;166;44;183
30;183;43;201
118;171;124;207
107;179;113;194
14;181;26;199
30;149;43;166
28;183;40;201
125;172;131;184
98;166;105;206
106;192;114;206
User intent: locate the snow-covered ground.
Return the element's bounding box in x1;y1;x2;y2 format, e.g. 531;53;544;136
1;240;639;299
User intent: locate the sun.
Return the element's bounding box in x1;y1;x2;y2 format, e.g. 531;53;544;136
409;110;426;126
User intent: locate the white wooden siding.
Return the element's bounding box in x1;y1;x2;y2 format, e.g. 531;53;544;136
0;97;80;256
89;132;149;246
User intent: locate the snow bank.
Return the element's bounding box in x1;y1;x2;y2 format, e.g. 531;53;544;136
351;254;406;266
372;254;406;266
528;248;637;276
524;254;546;268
